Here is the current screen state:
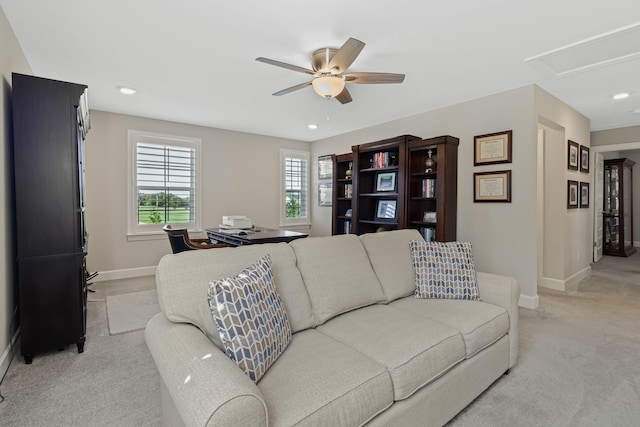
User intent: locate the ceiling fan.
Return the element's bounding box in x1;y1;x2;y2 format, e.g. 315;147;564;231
256;37;405;104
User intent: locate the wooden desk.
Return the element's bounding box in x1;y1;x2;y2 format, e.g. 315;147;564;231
206;227;308;247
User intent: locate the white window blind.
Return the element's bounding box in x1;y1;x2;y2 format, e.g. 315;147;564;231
128;131;201;236
281;150;310;227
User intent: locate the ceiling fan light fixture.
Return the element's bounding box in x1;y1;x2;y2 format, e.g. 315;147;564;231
312;75;345;98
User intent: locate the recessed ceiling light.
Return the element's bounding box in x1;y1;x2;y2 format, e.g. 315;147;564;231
613;92;629;100
631;109;640;114
307;124;318;130
118;86;137;95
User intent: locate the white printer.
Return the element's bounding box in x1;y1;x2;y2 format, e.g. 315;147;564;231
219;215;253;230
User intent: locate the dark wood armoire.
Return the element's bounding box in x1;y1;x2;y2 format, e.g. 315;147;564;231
11;73;90;363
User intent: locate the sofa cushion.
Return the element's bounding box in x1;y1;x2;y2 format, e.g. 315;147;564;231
359;229;424;302
410;240;480;300
290;234;386;324
391;296;509;358
258;329;393;427
208;254;291;382
318;304;465;401
156;243;315;349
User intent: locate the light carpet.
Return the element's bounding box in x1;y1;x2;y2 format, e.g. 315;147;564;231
448;252;640;426
106;289;159;335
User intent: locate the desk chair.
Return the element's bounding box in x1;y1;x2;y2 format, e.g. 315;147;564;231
162;224;227;254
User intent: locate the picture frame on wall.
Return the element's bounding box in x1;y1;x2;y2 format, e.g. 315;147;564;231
567;180;579;209
567;140;579;171
473;170;512;202
580;182;589;208
376;199;397;220
473;130;512;166
318;182;332;207
376;172;396;192
580;145;590;173
318;155;333;180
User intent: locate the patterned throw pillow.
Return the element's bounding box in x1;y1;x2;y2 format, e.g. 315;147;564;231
409;240;480;300
207;254;291;382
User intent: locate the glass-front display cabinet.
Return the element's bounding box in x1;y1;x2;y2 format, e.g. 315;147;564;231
604;158;636;257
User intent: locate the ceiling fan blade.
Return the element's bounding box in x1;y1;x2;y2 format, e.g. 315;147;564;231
273;81;313;96
335;87;353;104
256;57;316;75
327;38;365;73
344;72;405;84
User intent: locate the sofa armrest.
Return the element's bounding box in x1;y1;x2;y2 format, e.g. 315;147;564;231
145;313;268;427
476;272;520;368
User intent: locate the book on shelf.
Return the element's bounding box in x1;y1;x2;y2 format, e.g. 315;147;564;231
344;183;352;198
421;178;435;198
423;211;437;222
420;227;436;242
371;151;396;168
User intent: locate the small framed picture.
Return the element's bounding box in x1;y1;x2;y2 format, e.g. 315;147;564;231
473;170;512;202
376;199;397;220
580;145;590;173
580;182;589;208
567;180;579;209
567;140;579;171
318;155;333;180
318;182;332;207
376;172;396;192
474;130;512;166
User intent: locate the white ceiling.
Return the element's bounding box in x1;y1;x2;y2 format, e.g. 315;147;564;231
2;0;640;142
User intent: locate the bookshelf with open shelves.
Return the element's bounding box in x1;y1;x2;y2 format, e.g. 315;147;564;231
407;135;459;241
331;152;354;235
351;135;420;235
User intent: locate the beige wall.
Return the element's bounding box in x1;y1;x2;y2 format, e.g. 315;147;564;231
1;5;31;370
311;85;592;306
85;111;310;274
535;87;592;290
541;124;565;282
311;86;540;305
592;125;640;146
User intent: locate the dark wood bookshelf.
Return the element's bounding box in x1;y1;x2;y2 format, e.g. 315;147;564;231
331;152;354;235
331;134;458;240
406;135;459;242
351;135;420;234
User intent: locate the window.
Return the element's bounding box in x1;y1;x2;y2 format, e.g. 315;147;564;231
280;149;310;227
128;131;201;236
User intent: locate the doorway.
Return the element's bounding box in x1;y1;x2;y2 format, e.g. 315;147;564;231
591;142;640;262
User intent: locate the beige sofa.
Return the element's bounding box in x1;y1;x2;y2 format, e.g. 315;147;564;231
145;229;519;427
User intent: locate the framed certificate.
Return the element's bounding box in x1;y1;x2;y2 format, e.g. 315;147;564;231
474;130;512;166
474;170;512;202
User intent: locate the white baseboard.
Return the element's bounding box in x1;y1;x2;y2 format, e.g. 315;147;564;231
539;266;591;292
565;266;591;291
91;266;156;282
539;277;565;291
635;241;640;248
518;294;539;310
0;328;20;376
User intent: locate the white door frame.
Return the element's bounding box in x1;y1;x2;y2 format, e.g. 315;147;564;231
593;152;604;262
